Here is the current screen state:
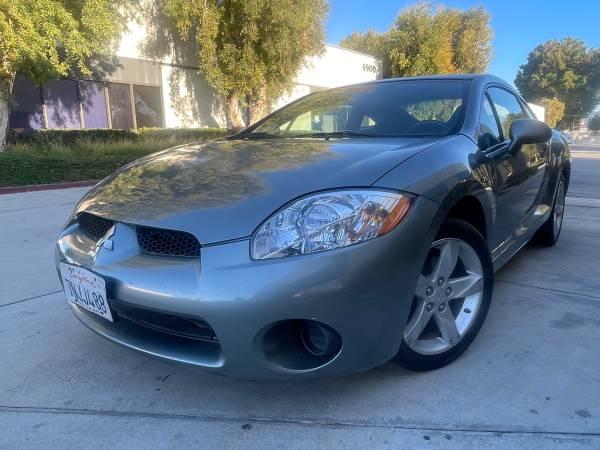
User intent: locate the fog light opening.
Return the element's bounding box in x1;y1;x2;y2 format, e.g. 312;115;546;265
261;319;342;371
301;322;339;357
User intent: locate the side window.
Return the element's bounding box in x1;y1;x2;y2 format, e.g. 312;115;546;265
479;96;501;149
488;87;528;139
518;99;535;119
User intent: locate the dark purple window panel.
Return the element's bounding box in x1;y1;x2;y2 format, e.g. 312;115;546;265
9;75;44;130
79;81;109;129
43;79;81;129
108;83;133;129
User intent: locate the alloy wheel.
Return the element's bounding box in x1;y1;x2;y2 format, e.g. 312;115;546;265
403;238;484;356
553;180;566;238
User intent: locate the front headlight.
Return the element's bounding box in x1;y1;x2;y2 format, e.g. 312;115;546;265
251;189;414;260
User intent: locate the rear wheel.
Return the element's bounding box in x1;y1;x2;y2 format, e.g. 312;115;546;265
397;219;493;371
533;175;566;246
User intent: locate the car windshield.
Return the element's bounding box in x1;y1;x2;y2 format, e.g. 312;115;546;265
247;80;470;139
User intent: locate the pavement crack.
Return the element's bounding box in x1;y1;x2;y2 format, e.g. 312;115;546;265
0;405;598;438
0;290;61;309
496;279;600;301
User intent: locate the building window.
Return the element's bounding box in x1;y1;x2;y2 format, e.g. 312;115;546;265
43;79;81;129
9;75;44;130
10;75;164;132
107;83;133;129
79;81;109;129
133;85;163;128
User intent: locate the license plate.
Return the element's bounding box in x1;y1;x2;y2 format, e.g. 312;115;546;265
59;262;113;322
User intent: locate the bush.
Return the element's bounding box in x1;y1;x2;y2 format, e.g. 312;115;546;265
589;115;600;132
11;127;230;147
138;127;228;142
1;141;180;187
1;127;231;187
14;129;140;146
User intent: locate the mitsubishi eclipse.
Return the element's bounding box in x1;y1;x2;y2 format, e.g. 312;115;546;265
55;75;570;380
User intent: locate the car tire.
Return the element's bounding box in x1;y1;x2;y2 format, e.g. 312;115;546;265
396;219;494;371
533;174;566;247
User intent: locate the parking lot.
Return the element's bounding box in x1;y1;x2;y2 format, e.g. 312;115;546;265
1;146;599;449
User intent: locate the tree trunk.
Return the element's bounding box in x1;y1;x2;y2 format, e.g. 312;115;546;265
0;75;14;153
225;94;246;131
248;86;269;125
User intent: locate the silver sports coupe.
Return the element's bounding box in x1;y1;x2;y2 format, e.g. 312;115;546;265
56;75;570;380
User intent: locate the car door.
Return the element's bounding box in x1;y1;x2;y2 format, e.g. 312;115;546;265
478;87;548;253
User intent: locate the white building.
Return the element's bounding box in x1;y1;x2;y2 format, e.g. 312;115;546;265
273;45;383;110
528;103;545;122
9;11;381;132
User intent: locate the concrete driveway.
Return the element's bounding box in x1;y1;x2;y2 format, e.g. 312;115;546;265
1;146;599;449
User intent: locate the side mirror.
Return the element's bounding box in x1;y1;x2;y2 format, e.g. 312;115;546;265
509;119;552;153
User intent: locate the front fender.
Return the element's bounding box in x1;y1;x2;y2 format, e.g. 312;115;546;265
373;135;493;242
551;130;572;192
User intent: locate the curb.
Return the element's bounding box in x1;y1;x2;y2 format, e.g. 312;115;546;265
0;180;98;195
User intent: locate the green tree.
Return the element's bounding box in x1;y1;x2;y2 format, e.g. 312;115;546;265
0;0;131;151
589;115;600;131
537;98;565;128
448;7;493;74
339;3;492;79
515;38;600;129
162;0;327;128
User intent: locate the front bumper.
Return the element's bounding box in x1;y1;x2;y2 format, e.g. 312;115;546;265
55;197;439;380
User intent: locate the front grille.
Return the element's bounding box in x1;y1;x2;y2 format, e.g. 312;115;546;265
111;301;218;342
78;212;114;241
137;226;201;257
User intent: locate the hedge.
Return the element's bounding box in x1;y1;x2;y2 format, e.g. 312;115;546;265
11;127;230;146
137;127;229;142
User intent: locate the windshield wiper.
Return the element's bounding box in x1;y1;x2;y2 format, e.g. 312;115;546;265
293;130;381;139
241;130;385;140
241;132;284;140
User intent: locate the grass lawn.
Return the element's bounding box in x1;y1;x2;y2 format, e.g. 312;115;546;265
0;137;213;187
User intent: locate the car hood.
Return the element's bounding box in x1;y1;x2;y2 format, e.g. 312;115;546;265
77;137;441;244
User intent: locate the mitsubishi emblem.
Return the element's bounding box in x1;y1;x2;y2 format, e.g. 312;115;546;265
94;224;116;256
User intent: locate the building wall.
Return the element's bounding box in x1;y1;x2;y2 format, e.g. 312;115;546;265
528;103;545;122
114;12;381;128
114;13;226;128
297;45;381;89
274;45;382;110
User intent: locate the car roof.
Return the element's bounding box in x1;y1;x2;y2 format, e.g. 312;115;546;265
354;73;514;91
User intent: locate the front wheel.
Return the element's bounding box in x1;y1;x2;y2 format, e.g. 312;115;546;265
397;219;494;371
533;175;566;246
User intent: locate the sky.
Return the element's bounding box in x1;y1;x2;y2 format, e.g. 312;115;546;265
326;0;600;86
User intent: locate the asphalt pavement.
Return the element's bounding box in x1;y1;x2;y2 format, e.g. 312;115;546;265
1;146;599;449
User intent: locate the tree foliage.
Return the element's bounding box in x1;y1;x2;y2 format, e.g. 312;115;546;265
340;2;492;78
0;0;130;150
515;38;600;128
0;0;128;83
162;0;327;128
537;98;565;128
589;115;600;131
